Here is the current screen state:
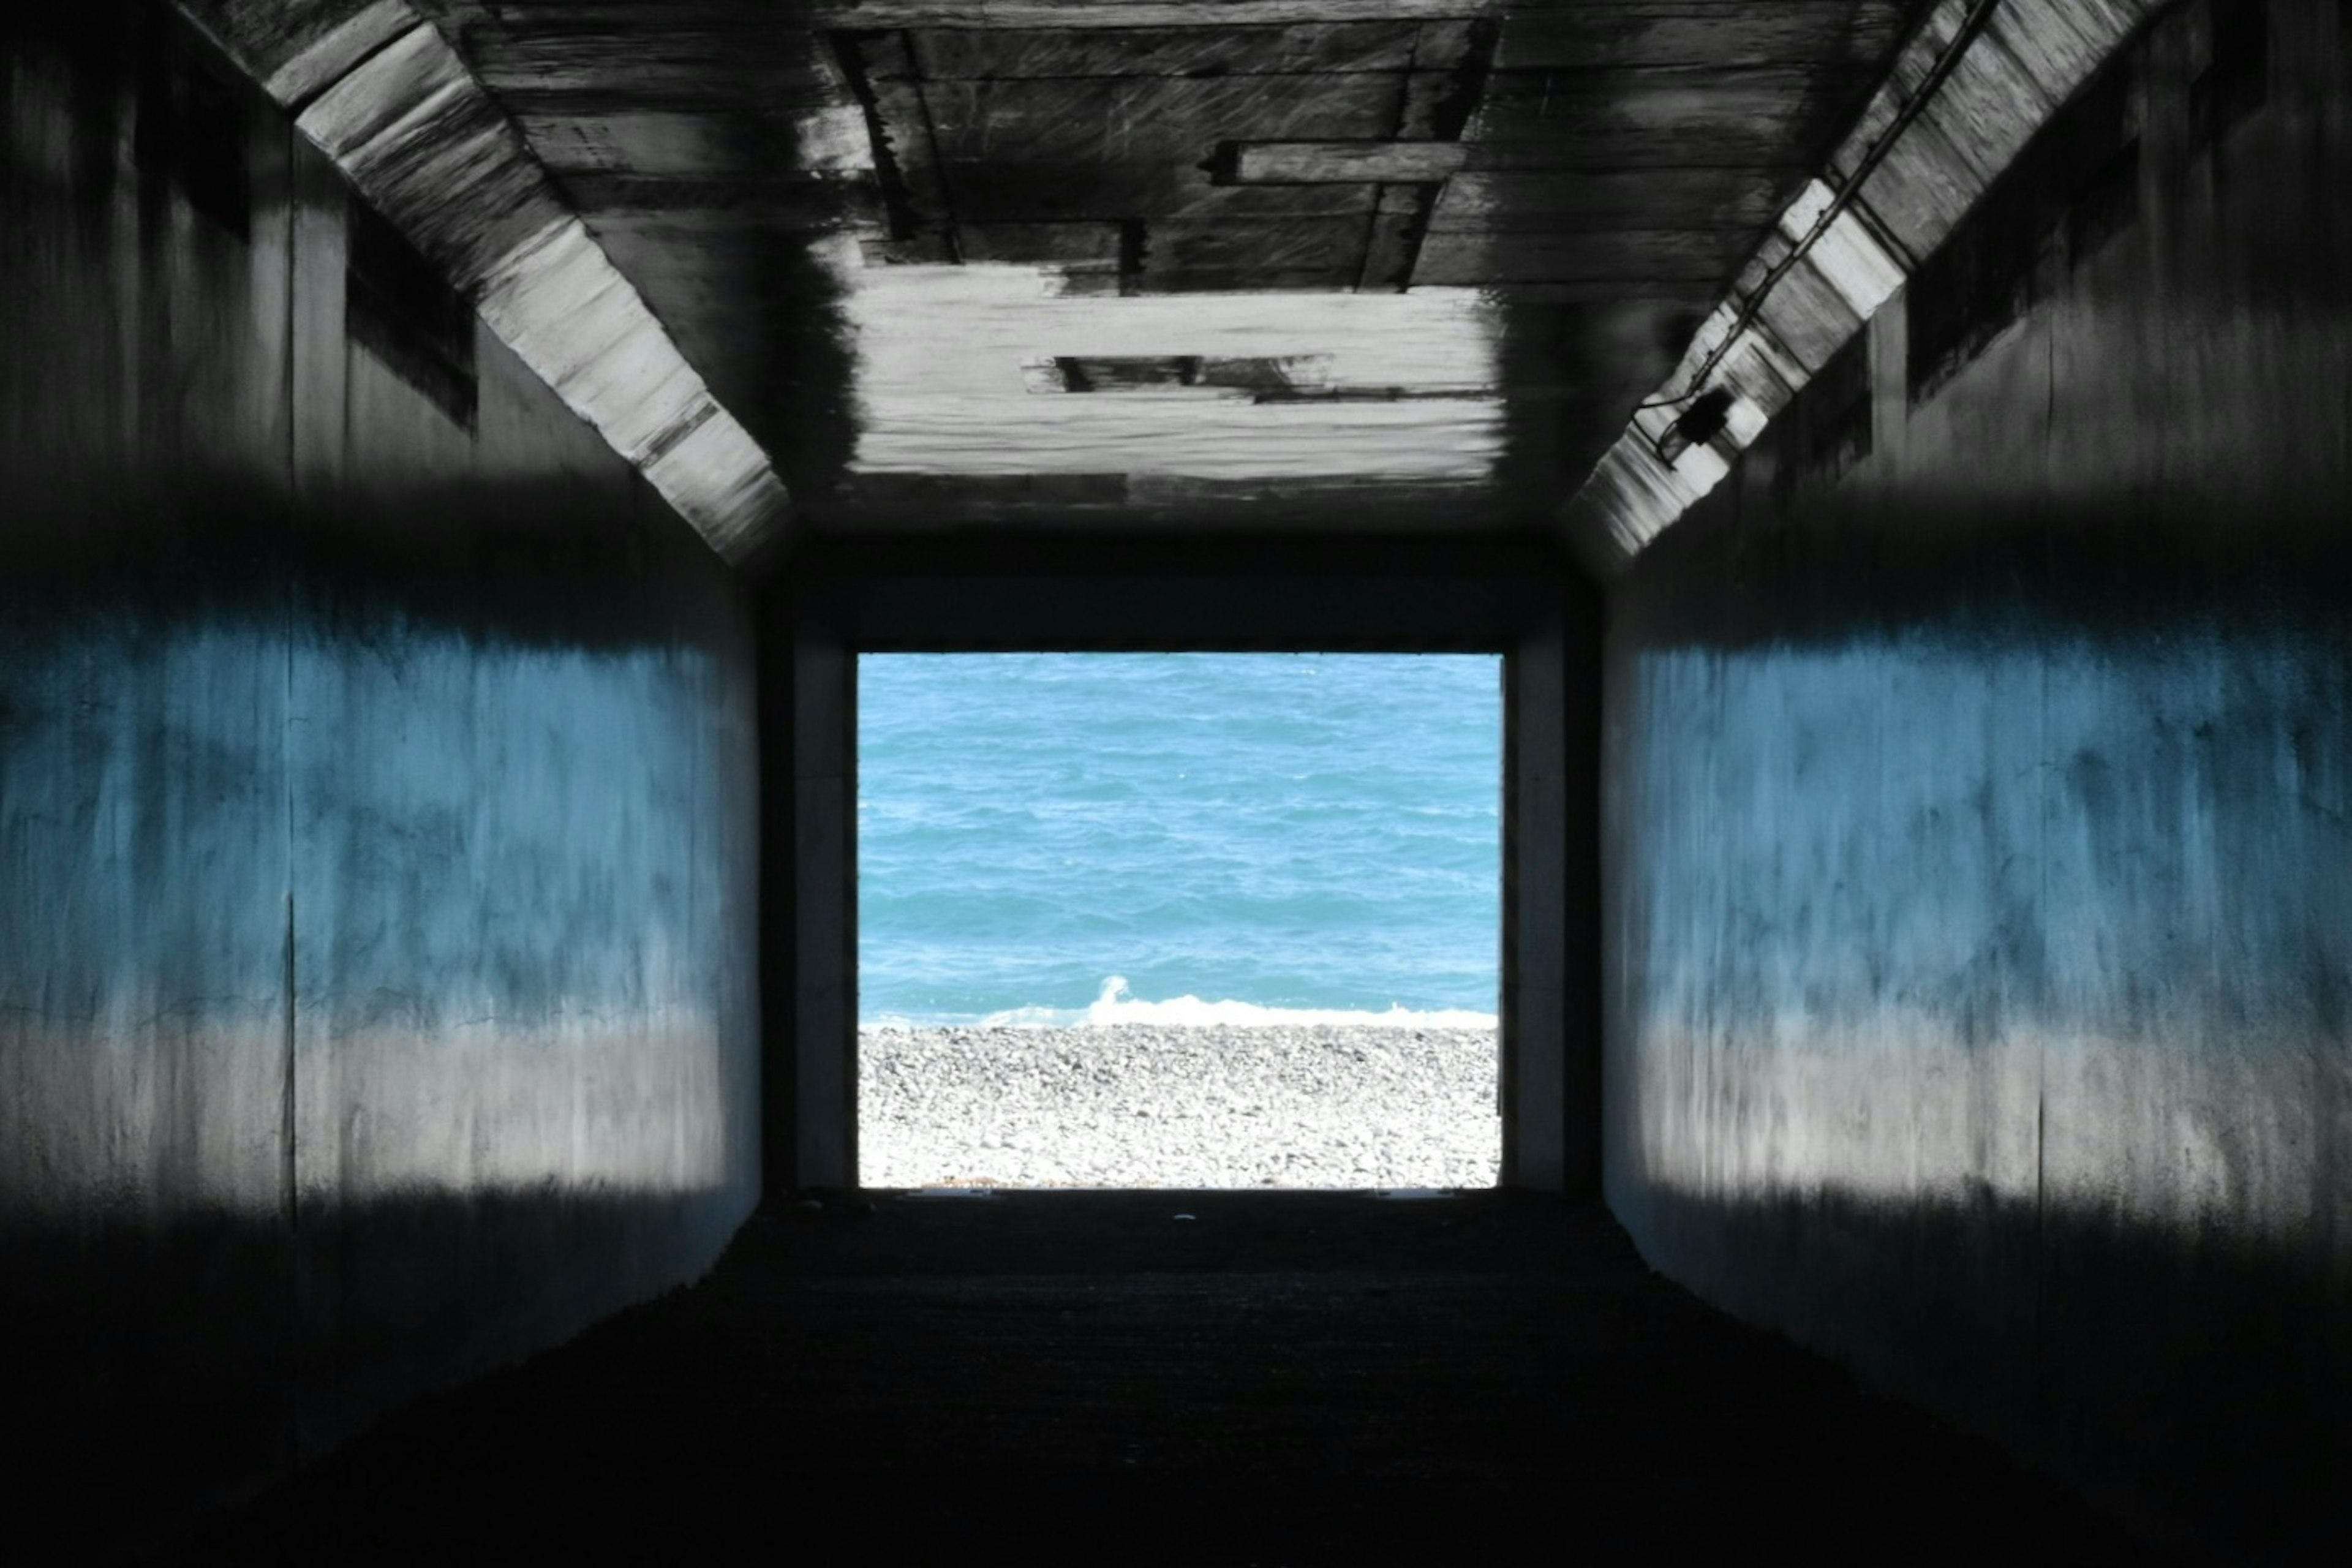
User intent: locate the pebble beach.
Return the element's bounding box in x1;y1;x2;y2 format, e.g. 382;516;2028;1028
859;1023;1501;1189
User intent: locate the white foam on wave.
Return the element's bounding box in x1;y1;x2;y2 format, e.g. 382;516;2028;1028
895;976;1497;1031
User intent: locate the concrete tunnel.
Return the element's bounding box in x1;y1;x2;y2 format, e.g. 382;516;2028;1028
3;0;2346;1559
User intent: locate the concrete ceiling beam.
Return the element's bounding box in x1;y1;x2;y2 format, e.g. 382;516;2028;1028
1561;0;2166;576
171;0;794;566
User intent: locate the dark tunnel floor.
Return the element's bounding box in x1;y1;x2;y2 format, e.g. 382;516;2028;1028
160;1193;2154;1565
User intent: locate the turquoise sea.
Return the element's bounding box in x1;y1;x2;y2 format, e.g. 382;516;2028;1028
858;654;1501;1027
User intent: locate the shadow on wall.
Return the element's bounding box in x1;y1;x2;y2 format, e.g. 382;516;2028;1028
1627;1185;2345;1558
8;1191;726;1559
3;9;761;1558
1603;2;2351;1545
1;490;762;1561
1611;519;2352;1564
1608;555;2351;1544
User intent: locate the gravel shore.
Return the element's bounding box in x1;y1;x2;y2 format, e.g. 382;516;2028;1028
859;1023;1501;1189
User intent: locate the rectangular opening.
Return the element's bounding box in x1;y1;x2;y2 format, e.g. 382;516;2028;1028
855;652;1502;1190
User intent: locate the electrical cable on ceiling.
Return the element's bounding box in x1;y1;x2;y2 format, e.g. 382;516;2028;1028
1636;0;2007;454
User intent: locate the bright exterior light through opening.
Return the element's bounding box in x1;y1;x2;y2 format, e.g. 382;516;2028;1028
856;653;1502;1189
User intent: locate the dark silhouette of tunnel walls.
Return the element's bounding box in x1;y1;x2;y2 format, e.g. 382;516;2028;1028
6;2;2351;1562
2;11;760;1555
1603;7;2351;1555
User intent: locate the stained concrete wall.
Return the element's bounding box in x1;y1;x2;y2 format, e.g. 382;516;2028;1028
1602;2;2350;1556
2;9;761;1556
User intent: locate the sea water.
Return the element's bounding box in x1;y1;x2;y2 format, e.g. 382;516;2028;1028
858;653;1501;1028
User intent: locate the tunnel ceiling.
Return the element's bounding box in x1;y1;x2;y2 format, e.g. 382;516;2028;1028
415;1;1935;532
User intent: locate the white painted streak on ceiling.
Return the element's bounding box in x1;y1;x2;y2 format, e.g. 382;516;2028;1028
845;264;1506;483
809;2;1510;27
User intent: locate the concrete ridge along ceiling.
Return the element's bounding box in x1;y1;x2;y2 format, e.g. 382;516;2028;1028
1564;0;2168;576
170;0;795;565
410;0;1940;533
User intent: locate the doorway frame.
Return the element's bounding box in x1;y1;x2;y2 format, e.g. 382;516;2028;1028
760;535;1596;1197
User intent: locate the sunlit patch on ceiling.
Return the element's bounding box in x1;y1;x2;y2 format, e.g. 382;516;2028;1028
840;263;1504;484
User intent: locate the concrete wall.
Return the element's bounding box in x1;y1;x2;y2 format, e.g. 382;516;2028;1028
1;9;761;1556
1602;1;2349;1556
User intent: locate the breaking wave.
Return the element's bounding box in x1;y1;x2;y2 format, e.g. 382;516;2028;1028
867;976;1498;1031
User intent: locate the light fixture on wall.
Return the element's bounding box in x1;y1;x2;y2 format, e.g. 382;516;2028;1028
1653;386;1736;468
